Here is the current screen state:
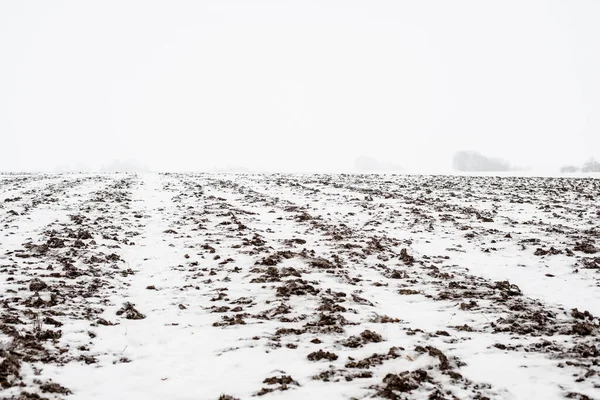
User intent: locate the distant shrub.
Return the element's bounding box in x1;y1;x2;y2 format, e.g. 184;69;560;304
452;151;511;172
581;159;600;173
560;165;580;173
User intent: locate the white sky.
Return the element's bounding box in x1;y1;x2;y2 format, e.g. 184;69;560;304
1;0;599;172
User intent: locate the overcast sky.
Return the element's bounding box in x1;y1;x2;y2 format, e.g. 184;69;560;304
1;1;599;172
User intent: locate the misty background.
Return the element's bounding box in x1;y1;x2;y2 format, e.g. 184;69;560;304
1;1;599;173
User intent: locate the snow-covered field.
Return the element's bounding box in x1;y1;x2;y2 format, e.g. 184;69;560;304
1;173;599;400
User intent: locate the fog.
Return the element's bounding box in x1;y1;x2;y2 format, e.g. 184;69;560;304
1;1;599;173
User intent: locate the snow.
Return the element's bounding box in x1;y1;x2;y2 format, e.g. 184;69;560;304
1;173;599;400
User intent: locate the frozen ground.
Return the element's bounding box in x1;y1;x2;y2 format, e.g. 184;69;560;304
1;173;599;400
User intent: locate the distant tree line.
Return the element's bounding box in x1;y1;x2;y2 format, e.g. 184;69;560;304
452;151;512;172
560;158;600;173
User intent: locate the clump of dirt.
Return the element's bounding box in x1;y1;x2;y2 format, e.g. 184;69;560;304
574;242;598;254
251;265;300;283
361;329;384;343
304;312;352;334
280;267;302;277
341;335;363;348
581;257;600;269
491;280;522;297
40;382;72;394
571;322;595;336
14;391;48;400
276;279;319;297
460;300;478;310
43;317;62;327
24;293;59;308
263;375;299;386
263;302;292;318
284;238;307;246
377;369;432;397
312;367;373;382
415;346;451;370
242;234;266;247
46;237;65;249
274;327;306;336
341;330;384;348
29;278;47;292
77;229;93;240
307;350;338;361
36;329;62;341
106;253;121;262
493;309;557;335
308;257;338;269
256;375;299;396
571;308;595;320
316;294;347;313
534;247;562;256
386;269;409;279
202;244;217;253
400;248;415;265
398;289;420;295
346;347;401;369
257;251;296;266
351;293;374;306
570;343;599;358
116;302;145;320
566;393;593;400
370;315;401;323
294;212;313;222
452;324;475;332
70;214;85;224
213;314;247;327
0;350;21;389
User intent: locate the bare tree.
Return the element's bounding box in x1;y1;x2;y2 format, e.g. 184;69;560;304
560;165;580;173
452;151;511;172
581;158;600;173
